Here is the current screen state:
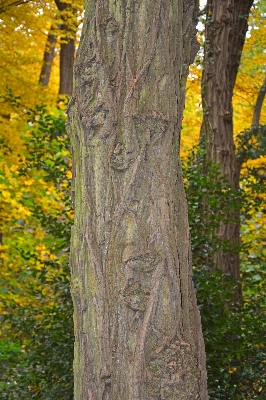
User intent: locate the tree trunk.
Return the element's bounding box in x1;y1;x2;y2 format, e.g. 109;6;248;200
59;37;75;95
67;1;208;399
39;25;57;87
55;0;77;95
251;76;266;133
200;0;253;279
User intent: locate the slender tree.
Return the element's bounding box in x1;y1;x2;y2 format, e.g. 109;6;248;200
251;77;266;133
237;76;266;173
39;24;58;87
200;0;253;279
67;1;208;399
55;0;77;95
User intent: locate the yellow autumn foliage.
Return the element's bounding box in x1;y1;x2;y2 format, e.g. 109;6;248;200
234;7;266;135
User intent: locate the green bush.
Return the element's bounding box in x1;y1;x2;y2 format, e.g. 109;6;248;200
0;106;74;399
1;106;265;399
183;147;266;399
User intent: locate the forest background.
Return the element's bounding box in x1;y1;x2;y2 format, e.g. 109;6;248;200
0;0;265;399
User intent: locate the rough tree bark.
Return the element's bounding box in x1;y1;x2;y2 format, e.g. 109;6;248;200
67;0;208;399
200;0;253;279
55;0;77;95
39;24;58;87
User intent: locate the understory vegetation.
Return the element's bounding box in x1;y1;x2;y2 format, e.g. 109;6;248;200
0;106;265;399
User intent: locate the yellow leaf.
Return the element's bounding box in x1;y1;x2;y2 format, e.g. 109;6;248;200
2;190;11;199
24;179;35;186
66;170;72;179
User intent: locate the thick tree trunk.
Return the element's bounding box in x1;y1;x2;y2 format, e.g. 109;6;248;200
200;0;253;279
39;25;57;87
55;0;77;95
67;1;208;399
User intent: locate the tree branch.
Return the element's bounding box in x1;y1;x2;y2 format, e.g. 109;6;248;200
0;0;32;14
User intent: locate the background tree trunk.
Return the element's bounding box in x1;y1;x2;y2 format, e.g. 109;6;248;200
251;76;266;133
55;0;77;95
200;0;253;279
59;37;75;95
67;1;208;399
39;25;58;87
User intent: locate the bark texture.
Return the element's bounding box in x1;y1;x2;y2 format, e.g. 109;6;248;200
200;0;253;279
67;1;208;399
39;25;57;87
